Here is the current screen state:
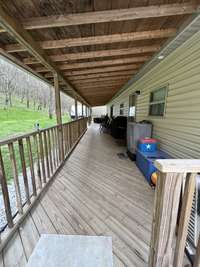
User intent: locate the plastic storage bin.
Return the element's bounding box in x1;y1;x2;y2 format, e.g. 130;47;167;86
136;149;172;184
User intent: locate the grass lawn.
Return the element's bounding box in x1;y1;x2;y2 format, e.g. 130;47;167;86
0;103;71;182
0;106;70;140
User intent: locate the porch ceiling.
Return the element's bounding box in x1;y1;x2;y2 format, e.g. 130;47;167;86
0;1;199;106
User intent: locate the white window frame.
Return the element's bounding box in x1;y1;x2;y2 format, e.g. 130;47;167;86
149;86;168;117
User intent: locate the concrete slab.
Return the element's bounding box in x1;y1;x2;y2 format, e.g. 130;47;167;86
27;234;113;267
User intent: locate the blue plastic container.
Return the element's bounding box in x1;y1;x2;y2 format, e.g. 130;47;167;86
136;149;172;184
138;138;158;152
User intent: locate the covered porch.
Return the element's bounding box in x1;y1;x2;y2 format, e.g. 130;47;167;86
0;1;200;266
1;123;153;267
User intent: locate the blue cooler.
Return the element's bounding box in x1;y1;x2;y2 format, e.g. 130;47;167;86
136;149;172;184
138;138;158;152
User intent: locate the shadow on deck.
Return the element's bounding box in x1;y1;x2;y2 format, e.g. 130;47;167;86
1;123;154;267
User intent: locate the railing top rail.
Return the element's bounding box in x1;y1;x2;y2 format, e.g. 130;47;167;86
0;118;85;146
155;159;200;173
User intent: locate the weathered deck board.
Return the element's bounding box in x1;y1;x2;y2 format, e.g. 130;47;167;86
0;124;154;267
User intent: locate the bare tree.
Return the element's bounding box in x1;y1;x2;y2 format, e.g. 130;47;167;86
0;57;74;119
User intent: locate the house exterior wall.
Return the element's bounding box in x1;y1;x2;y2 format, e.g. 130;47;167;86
107;31;200;159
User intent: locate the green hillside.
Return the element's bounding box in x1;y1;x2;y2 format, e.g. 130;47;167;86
0;98;71;181
0;103;70;140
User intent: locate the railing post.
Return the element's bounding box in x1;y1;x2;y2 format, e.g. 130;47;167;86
174;173;196;267
54;72;64;161
194;236;200;267
149;171;183;267
75;98;78;120
82;103;84;117
149;159;200;267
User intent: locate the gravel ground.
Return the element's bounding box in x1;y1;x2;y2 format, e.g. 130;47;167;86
0;169;33;231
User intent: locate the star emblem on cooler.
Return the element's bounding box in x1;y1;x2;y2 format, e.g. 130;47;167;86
146;144;151;150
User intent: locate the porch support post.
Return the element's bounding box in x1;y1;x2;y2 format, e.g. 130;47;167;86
149;171;183;267
54;72;64;161
85;106;88;117
75;98;78;120
82;103;84;117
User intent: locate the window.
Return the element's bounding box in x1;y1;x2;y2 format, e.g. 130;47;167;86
119;103;124;115
149;87;167;116
129;94;136;117
128;94;137;122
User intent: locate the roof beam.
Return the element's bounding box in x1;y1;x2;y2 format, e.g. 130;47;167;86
0;5;89;106
5;29;176;53
24;45;160;64
41;64;140;76
72;76;130;84
37;57;147;73
63;64;140;76
68;71;136;81
45;68;138;79
77;82;126;89
1;3;196;31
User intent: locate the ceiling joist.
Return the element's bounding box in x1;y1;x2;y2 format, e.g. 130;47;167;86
0;5;89;105
67;71;137;81
37;57;147;73
0;3;196;31
24;45;160;64
5;29;176;53
76;81;126;88
72;76;130;84
64;65;139;76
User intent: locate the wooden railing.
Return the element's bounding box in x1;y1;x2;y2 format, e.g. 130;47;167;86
0;118;87;246
149;159;200;267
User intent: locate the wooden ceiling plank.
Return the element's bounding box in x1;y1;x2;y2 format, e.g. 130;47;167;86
0;5;89;105
2;3;196;31
72;76;130;83
68;71;136;81
23;45;160;64
63;65;139;76
77;82;126;88
5;28;176;53
39;56;148;73
39;64;141;75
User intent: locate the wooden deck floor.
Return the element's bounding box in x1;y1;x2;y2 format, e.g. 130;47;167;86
0;123;154;267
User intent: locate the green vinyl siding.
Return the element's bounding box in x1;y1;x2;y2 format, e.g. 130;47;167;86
107;31;200;159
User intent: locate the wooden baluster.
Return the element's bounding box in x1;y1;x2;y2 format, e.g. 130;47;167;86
63;125;66;156
69;123;72;149
33;134;42;189
54;127;59;166
64;125;68;155
18;139;31;205
59;124;64;161
72;122;75;146
67;124;70;152
43;131;50;179
51;128;57;170
26;137;37;197
149;171;183;267
47;129;53;175
8;143;23;213
174;173;196;267
0;148;13;228
38;131;46;183
76;121;78;140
